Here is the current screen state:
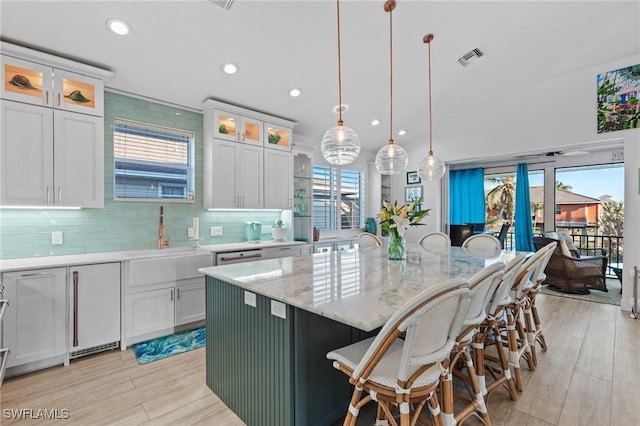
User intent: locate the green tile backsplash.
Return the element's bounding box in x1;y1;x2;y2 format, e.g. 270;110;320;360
0;91;282;260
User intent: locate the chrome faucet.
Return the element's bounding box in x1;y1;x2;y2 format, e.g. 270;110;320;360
157;205;170;249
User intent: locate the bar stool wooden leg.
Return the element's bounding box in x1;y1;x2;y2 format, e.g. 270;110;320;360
480;318;517;401
516;310;535;371
458;347;491;425
505;308;527;392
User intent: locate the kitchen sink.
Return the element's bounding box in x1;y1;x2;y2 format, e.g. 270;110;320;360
124;247;210;258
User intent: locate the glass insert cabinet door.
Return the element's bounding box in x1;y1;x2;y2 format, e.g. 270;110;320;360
1;55;104;116
2;56;53;107
53;69;103;116
212;110;263;145
265;123;292;151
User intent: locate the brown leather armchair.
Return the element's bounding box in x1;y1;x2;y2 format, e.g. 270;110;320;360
532;236;608;294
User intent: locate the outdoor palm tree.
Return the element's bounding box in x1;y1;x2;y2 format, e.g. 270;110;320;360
556;181;573;191
485;175;516;224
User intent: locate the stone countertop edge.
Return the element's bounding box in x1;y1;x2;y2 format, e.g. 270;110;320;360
0;241;308;273
198;261;381;332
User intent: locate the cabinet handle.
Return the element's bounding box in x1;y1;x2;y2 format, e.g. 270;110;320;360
242;195;245;207
47;186;51;205
241;132;245;141
57;93;61;107
170;289;174;302
20;271;51;277
45;90;49;104
58;186;62;204
73;271;79;347
177;288;180;300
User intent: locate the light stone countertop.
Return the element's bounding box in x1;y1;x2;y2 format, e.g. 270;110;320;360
199;245;523;332
0;240;308;273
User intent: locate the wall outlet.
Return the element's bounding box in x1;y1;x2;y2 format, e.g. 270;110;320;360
51;231;63;245
244;291;257;308
270;300;286;319
210;226;223;236
187;227;194;238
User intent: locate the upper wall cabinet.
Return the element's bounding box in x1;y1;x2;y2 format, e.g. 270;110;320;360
212;110;263;145
202;99;296;210
1;55;105;117
265;122;292;151
0;42;113;208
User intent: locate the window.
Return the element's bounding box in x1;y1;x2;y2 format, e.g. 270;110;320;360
312;165;365;233
113;118;195;200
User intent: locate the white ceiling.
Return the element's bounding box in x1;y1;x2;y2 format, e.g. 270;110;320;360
1;1;639;158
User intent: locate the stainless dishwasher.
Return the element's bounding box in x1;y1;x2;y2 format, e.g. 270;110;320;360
215;249;263;265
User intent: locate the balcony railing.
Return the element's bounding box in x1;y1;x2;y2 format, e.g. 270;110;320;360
501;232;623;265
569;234;623;265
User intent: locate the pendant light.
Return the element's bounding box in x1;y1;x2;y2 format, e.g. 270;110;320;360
375;0;408;176
321;0;361;165
417;34;446;181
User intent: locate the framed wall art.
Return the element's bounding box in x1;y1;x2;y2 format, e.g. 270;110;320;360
597;64;640;133
406;170;421;184
405;186;422;203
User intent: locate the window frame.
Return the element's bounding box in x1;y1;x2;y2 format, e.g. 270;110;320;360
112;117;196;203
312;163;367;239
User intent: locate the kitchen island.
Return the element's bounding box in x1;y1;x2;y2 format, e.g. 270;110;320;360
199;245;519;426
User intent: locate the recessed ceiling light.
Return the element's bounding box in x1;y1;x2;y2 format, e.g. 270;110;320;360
221;63;239;74
289;88;302;97
106;18;131;36
333;104;348;114
398;129;407;136
371;119;380;126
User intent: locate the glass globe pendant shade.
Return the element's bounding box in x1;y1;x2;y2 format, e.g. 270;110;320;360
321;122;361;165
375;142;408;175
418;152;446;181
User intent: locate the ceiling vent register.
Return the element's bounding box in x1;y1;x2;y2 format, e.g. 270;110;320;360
457;48;484;67
208;0;235;11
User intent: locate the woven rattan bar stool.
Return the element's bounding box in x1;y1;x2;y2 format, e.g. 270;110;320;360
326;278;471;426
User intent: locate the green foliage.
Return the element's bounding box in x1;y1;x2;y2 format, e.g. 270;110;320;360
599;200;624;237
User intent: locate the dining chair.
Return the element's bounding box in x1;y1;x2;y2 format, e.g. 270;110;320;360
496;222;510;249
326;278;471;426
449;224;475;247
357;232;382;249
472;253;526;401
462;234;502;258
419;232;451;252
442;262;505;426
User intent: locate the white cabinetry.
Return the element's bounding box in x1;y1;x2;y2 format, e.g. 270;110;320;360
2;268;66;370
175;278;206;326
0;42;111;208
209;139;264;209
264;148;293;209
123;253;212;347
69;263;120;357
203;99;296;210
212;109;263;144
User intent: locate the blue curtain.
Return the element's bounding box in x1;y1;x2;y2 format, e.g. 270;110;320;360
515;163;535;251
449;168;485;225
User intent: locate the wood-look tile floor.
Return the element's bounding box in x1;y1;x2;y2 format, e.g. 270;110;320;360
2;293;639;425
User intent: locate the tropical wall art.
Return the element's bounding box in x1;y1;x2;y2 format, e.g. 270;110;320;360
597;64;640;133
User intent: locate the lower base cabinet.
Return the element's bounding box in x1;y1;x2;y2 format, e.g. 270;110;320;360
125;288;175;339
2;268;66;369
175;279;205;326
123;253;212;348
123;280;205;346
